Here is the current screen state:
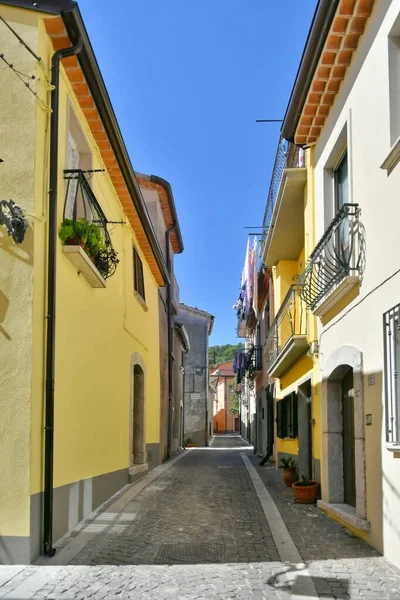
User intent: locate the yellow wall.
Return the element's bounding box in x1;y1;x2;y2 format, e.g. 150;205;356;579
0;5;42;537
272;148;322;477
0;7;162;540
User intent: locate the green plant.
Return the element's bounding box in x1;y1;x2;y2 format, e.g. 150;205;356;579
94;246;120;279
295;474;316;487
59;218;103;258
278;457;297;470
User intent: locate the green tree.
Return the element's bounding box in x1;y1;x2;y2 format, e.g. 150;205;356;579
208;343;244;366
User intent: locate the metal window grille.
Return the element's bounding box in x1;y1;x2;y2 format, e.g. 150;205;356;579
383;303;400;445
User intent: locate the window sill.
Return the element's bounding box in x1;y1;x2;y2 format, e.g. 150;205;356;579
381;136;400;175
134;290;148;311
318;500;370;531
386;442;400;453
63;245;106;288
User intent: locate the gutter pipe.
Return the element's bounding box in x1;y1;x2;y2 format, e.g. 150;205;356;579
43;37;83;557
165;225;176;458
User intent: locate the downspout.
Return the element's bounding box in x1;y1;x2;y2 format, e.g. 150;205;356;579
43;38;83;557
181;352;186;447
165;226;175;458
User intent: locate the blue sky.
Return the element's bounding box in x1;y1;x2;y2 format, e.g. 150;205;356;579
80;0;318;345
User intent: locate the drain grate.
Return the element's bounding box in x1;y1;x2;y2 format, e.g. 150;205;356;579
154;543;225;564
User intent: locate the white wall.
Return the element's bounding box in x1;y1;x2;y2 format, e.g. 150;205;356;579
313;0;400;568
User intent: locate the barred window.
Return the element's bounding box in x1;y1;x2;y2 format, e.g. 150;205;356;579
276;392;298;439
133;247;145;302
383;303;400;447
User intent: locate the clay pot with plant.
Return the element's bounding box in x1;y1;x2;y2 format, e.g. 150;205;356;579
279;457;298;487
292;475;319;504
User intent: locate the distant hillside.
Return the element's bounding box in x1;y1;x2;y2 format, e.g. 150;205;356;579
208;343;244;367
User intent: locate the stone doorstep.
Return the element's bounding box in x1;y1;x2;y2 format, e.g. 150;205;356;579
128;463;148;476
318;500;371;531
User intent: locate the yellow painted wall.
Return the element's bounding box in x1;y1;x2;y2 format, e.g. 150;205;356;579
0;6;162;544
30;27;162;493
0;5;42;536
272;148;322;479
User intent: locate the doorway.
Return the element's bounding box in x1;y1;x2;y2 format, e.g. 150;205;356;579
298;380;313;480
342;369;356;507
130;364;146;465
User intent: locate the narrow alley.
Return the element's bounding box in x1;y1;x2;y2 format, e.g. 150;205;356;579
1;436;399;600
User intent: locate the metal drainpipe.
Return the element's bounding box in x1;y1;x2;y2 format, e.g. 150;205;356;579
43;38;83;557
181;352;186;447
165;226;175;458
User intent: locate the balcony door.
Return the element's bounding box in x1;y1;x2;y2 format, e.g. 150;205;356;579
334;151;351;268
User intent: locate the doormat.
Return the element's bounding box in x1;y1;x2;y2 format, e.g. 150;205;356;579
154;543;225;564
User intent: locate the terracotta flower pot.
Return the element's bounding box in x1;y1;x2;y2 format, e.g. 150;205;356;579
292;480;319;504
283;467;298;487
185;443;198;447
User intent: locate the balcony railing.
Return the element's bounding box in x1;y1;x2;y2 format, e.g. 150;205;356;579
247;345;263;379
261;137;305;249
62;169;119;280
298;203;365;313
264;285;308;377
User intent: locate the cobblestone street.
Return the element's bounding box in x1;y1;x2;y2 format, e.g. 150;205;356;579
0;436;400;599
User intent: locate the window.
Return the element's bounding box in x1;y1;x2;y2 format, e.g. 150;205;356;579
133;247;145;301
334;151;348;213
389;35;400;146
65;104;92;220
276;392;298;439
383;303;400;447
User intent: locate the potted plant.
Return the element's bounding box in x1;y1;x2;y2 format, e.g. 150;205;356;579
279;457;298;487
184;438;198;448
292;475;319;504
59;218;119;279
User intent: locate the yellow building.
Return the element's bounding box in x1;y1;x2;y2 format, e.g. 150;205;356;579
261;141;322;485
0;0;170;563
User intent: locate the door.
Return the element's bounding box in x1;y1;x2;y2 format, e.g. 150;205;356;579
342;369;356;507
234;417;239;432
298;381;313;480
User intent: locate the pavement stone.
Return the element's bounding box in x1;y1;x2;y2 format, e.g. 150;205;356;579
0;436;399;599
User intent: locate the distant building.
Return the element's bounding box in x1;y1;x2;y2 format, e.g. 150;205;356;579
178;303;214;446
210;361;239;434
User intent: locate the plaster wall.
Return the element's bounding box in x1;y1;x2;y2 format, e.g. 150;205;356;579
313;0;400;564
0;6;40;541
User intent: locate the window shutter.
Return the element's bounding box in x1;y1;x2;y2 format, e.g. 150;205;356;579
277;399;286;438
288;392;298;438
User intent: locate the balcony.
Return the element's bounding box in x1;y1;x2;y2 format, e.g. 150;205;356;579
247;345;263;379
264;286;308;378
261;137;306;266
60;170;119;287
298;204;365;317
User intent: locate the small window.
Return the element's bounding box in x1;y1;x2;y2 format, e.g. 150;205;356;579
383;303;400;446
276;392;298;439
133;247;145;301
389;35;400;146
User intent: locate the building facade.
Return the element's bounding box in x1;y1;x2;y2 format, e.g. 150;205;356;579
137;174;186;460
0;0;172;563
210;361;238;434
178;303;214;446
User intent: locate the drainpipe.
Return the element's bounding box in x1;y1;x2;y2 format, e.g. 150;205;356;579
181;353;186;447
43;38;83;557
165;226;175;458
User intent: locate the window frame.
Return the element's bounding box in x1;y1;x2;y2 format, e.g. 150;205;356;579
133;247;146;302
383;302;400;450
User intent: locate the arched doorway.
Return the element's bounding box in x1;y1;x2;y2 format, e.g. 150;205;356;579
130;358;146;467
322;346;366;519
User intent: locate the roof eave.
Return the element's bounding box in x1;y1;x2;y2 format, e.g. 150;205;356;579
281;0;340;143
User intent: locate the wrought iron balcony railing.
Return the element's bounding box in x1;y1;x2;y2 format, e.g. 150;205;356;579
247;345;263;379
298;203;365;312
62;169;119;279
261;137;305;249
264;285;307;374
